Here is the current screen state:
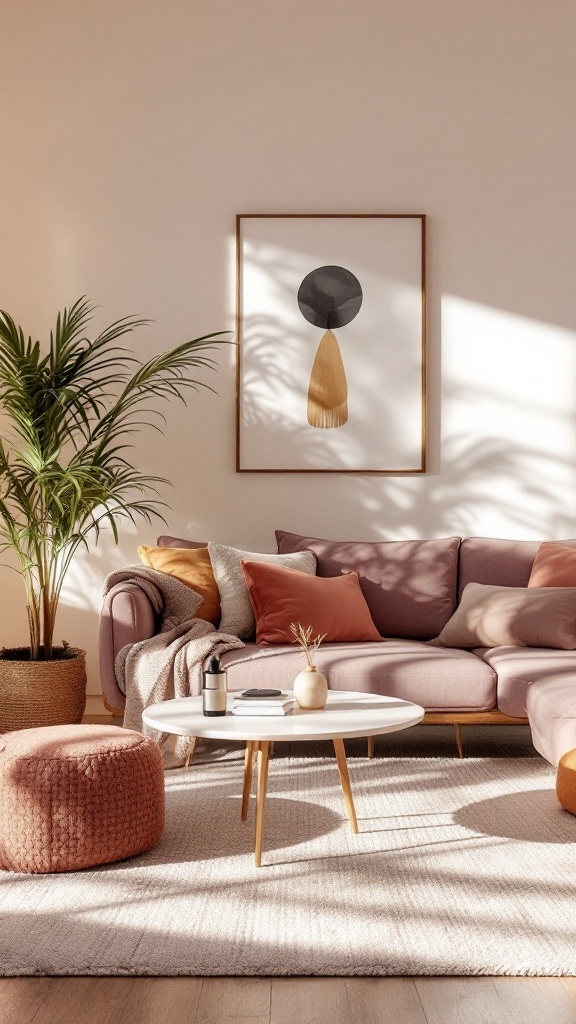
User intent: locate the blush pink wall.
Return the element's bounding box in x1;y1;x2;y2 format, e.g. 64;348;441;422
1;0;575;698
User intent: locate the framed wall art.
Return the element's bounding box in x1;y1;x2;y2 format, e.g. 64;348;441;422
236;214;426;473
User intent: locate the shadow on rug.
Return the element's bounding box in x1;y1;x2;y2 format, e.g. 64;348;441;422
1;753;574;977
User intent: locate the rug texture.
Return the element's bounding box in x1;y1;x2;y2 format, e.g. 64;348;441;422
1;746;575;977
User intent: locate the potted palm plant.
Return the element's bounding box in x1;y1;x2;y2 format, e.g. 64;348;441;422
0;297;228;732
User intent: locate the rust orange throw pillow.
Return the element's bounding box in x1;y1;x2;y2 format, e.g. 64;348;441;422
241;560;382;644
528;542;576;588
137;545;220;625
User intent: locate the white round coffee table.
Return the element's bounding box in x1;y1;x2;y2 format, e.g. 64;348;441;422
143;691;424;866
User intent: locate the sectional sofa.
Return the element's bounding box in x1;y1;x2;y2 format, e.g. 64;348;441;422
99;532;576;766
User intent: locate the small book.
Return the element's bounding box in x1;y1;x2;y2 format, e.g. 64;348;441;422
232;701;295;717
233;694;291;708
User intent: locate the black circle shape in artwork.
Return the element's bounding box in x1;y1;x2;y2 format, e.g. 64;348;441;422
297;265;363;331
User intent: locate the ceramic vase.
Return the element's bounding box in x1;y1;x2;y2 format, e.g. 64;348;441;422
293;665;328;710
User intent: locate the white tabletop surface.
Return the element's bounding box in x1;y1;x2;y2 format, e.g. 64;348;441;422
142;691;424;742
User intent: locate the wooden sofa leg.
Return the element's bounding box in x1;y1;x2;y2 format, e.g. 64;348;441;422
453;724;464;759
367;736;375;759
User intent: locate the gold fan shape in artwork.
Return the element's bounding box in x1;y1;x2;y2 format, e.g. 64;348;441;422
307;329;348;429
297;265;362;430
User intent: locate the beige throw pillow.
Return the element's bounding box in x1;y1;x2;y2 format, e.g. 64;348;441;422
433;582;576;650
208;542;316;639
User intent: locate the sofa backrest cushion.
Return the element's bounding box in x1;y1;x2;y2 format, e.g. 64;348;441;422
157;535;206;549
275;530;461;639
458;537;576;598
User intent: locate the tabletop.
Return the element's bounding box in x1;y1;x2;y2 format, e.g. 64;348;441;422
142;690;424;742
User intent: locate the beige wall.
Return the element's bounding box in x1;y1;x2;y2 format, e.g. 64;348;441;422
1;0;575;696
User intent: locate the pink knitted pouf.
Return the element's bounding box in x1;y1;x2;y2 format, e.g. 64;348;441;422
0;724;165;873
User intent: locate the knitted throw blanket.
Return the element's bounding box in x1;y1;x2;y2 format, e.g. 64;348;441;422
102;566;244;766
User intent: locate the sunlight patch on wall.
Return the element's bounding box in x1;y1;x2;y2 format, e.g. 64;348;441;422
59;523;139;612
442;295;575;441
441;295;576;535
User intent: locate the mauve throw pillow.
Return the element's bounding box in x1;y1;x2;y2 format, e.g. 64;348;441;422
208;542;317;639
157;536;206;549
528;542;576;588
276;530;460;639
433;582;576;650
241;560;382;645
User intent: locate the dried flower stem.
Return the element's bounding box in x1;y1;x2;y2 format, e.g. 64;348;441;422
289;622;326;668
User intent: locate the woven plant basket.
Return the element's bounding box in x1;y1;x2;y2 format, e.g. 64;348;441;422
0;647;87;734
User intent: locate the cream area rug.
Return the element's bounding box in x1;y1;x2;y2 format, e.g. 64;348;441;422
1;749;575;977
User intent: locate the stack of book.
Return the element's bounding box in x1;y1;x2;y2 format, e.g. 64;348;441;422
232;691;295;716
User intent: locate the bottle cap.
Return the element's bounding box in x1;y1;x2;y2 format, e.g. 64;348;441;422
206;655;221;673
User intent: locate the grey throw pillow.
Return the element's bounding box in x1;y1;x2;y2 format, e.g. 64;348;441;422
208;542;316;639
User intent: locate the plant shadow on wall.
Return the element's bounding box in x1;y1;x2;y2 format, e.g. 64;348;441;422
239;242;575;538
0;299;230;729
241;316;572;538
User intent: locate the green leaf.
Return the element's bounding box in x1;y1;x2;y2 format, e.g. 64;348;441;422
0;298;229;657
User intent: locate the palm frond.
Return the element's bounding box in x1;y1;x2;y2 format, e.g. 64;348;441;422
0;299;229;658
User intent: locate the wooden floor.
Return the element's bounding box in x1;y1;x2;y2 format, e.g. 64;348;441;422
2;976;576;1024
3;717;571;1022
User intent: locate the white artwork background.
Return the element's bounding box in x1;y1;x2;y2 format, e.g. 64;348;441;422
238;217;424;471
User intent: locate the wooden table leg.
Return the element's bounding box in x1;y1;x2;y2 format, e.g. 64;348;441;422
333;737;359;834
184;736;197;768
255;741;270;867
367;736;375;759
241;740;255;820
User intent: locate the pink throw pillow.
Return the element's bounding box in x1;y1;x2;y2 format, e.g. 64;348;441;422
528;542;576;588
241;560;382;645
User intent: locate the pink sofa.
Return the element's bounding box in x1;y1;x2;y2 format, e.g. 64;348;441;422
99;534;576;766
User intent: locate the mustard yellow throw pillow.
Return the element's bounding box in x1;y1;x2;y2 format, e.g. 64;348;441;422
137;545;221;626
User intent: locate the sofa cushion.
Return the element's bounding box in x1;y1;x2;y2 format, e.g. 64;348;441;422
528;542;576;588
434;583;576;651
458;536;576;598
157;536;207;549
241;560;381;644
480;646;576;718
138;545;220;625
208;542;317;639
220;640;497;712
526;675;576;768
275;531;460;639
